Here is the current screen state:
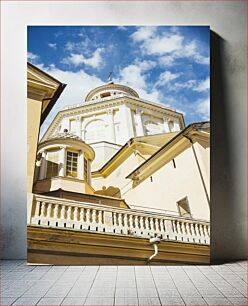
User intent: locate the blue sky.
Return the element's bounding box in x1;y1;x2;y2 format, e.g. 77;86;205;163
28;26;210;136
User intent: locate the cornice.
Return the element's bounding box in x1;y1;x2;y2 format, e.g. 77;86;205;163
43;96;185;141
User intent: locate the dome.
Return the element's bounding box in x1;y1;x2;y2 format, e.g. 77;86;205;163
85;82;139;102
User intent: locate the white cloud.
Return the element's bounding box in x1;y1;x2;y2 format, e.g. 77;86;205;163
62;48;104;68
131;27;209;66
64;37;92;53
131;26;157;42
193;77;210;92
196;97;210;120
27;52;39;63
156;71;181;87
144;34;184;55
48;43;57;49
194;54;210;65
159;55;175;67
163;77;210;93
39;66;104;137
116;60;162;103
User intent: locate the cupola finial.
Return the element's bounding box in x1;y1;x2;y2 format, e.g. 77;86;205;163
108;72;113;84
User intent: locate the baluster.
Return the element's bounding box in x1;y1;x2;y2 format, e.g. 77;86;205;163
145;217;149;230
86;209;91;223
40;202;46;218
92;210;96;223
47;204;52;219
195;224;200;236
199;224;204;236
61;205;66;219
160;219;165;233
155;218;159;232
129;215;133;228
172;220;176;233
124;214;128;227
118;213;123;227
208;226;210;236
73;207;78;221
140;217;144;230
80;208;84;222
190;223;196;236
113;213;117;226
176;221;182;234
134;216;139;229
203;225;209;237
185;222;190;235
67;207;72;222
181;222;186;235
98;210;102;224
54;204;59;220
150;218;155;231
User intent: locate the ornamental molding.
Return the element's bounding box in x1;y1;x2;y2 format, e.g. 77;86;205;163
85;83;139;101
43;96;184;141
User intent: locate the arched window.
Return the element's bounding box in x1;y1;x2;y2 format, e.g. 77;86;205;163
144;120;161;135
85;120;106;143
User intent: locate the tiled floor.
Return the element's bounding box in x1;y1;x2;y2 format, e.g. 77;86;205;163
0;260;247;305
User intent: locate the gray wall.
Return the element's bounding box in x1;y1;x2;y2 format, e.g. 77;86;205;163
1;1;246;261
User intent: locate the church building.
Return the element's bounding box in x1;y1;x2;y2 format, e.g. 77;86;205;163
28;74;210;265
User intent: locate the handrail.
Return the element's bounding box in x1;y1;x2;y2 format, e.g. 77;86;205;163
31;193;210;245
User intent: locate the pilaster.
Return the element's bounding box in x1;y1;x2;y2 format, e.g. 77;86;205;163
58;146;66;177
39;150;47;180
78;150;84;180
106;109;116;143
135;109;144;136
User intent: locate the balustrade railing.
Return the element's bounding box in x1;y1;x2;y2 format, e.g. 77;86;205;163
30;194;210;245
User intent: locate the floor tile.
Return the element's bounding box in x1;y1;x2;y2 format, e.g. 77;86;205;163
0;297;18;306
138;297;161;305
61;297;86;305
160;297;185;305
84;297;114;305
204;297;233;305
115;297;138;305
182;297;207;305
12;297;41;305
157;288;180;297
37;297;64;305
137;287;158;297
228;297;248;305
115;287;137;297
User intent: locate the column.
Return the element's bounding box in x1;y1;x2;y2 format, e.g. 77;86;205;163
163;116;170;133
58;146;66;176
106;109;116;143
135;109;144;136
78;150;84;180
119;104;134;143
76;116;82;138
39;150;47;180
173;119;180;131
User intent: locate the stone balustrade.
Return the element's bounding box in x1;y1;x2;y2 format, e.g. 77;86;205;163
30;194;210;245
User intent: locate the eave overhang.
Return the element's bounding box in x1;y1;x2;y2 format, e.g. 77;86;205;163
27;62;66;124
126;122;210;184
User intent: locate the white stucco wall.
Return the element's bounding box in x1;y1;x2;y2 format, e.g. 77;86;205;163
124;146;210;221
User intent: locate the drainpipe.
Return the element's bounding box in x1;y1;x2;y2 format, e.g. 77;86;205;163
183;134;210;206
147;237;161;264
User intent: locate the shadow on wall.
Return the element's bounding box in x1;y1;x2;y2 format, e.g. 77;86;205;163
210;31;246;263
94;186;121;198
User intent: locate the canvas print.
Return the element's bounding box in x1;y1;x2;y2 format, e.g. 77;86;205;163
27;26;210;264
